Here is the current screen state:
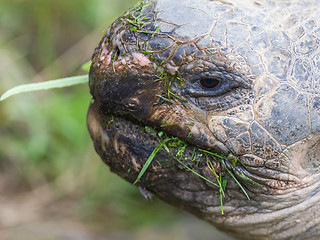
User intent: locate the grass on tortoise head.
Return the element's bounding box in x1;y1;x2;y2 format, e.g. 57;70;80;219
133;129;250;214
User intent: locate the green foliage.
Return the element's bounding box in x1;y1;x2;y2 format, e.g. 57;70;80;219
134;130;250;214
134;137;174;185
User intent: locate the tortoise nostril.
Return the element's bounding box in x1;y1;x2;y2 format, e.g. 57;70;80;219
125;98;140;111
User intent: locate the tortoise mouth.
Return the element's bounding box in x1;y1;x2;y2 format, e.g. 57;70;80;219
87;100;225;184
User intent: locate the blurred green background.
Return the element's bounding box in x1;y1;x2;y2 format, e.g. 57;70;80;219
0;1;231;239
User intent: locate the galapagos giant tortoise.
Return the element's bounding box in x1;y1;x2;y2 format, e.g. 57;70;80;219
87;0;320;239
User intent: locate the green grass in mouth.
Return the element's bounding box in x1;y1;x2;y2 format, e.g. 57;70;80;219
134;129;250;214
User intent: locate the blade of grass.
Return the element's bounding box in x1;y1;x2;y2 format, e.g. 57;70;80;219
134;137;174;185
156;94;175;104
200;149;250;201
0;75;88;102
219;174;224;214
222;165;250;200
207;158;224;197
168;91;188;103
174;157;219;188
207;157;225;214
199;149;224;159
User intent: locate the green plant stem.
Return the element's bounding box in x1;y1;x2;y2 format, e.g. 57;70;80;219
174;157;219;188
0;75;88;102
134;137;174;185
200;149;250;201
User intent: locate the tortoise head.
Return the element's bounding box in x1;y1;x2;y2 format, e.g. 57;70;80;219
87;0;320;239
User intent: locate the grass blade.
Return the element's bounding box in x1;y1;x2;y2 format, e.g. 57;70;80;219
174;157;219;188
223;165;250;200
199;149;224;159
207;158;224;197
134;138;173;185
200;149;250;201
0;75;88;102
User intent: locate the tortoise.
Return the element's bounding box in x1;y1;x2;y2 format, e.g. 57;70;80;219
87;0;320;239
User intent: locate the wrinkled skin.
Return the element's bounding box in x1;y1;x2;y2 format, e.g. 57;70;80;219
87;0;320;239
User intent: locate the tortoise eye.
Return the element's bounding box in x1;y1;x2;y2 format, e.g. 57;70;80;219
200;78;220;89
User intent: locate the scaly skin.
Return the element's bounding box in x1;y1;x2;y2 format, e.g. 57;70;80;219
87;0;320;239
